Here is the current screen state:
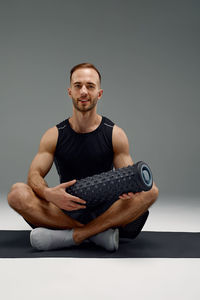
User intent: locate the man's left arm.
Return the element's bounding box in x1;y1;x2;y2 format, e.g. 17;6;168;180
112;125;159;200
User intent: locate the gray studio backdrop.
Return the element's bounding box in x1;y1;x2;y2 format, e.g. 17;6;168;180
0;0;199;200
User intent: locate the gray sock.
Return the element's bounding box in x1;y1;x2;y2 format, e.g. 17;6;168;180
30;227;77;251
89;228;119;251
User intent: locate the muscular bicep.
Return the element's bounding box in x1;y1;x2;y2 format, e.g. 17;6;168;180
29;152;54;178
113;152;133;169
28;127;58;178
112;125;134;169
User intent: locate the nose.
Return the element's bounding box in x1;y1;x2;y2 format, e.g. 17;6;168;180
80;85;88;96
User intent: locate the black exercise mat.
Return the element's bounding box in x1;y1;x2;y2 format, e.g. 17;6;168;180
0;230;200;258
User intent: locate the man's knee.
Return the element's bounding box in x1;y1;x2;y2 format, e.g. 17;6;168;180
150;184;159;205
129;184;158;210
7;182;33;211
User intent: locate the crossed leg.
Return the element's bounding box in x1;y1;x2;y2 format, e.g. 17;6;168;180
7;183;84;229
7;182;158;244
73;187;158;243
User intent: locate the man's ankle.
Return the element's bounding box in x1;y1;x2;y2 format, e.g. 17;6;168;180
73;227;85;244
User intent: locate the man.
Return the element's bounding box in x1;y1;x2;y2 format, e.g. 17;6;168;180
7;63;159;251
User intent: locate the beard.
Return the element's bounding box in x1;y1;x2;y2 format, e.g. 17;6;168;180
72;96;98;112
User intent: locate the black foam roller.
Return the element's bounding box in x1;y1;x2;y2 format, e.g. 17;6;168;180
66;161;153;208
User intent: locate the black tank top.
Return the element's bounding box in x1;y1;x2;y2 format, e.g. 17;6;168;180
54;116;115;183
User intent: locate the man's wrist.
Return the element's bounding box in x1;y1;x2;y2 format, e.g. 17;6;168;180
43;186;51;202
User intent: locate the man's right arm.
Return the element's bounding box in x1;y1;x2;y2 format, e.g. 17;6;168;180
27;127;58;199
27;127;86;211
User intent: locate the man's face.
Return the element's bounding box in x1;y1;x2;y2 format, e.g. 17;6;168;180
68;68;103;113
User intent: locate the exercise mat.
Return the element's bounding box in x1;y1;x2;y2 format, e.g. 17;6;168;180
0;230;200;258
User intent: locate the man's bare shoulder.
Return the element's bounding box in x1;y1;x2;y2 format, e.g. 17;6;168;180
112;125;129;150
112;125;133;168
39;126;58;154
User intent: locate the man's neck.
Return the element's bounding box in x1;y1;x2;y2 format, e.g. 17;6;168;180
69;110;102;133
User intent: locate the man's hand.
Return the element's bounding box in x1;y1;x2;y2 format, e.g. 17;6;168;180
44;180;86;211
119;192;140;200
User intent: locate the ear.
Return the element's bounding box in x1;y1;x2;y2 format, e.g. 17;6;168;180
98;89;103;100
67;88;72;98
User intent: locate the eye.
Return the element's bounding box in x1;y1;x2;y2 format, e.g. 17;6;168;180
88;85;95;89
75;84;81;88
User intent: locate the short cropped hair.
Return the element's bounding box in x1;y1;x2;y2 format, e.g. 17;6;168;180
70;63;101;84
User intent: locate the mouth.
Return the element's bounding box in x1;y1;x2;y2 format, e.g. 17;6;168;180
78;99;90;103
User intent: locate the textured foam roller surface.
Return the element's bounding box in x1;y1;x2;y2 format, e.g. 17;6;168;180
66;161;153;207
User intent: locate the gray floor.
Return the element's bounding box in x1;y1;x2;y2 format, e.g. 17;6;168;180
0;194;200;300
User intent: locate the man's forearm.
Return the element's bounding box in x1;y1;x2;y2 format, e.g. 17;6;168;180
27;171;49;200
